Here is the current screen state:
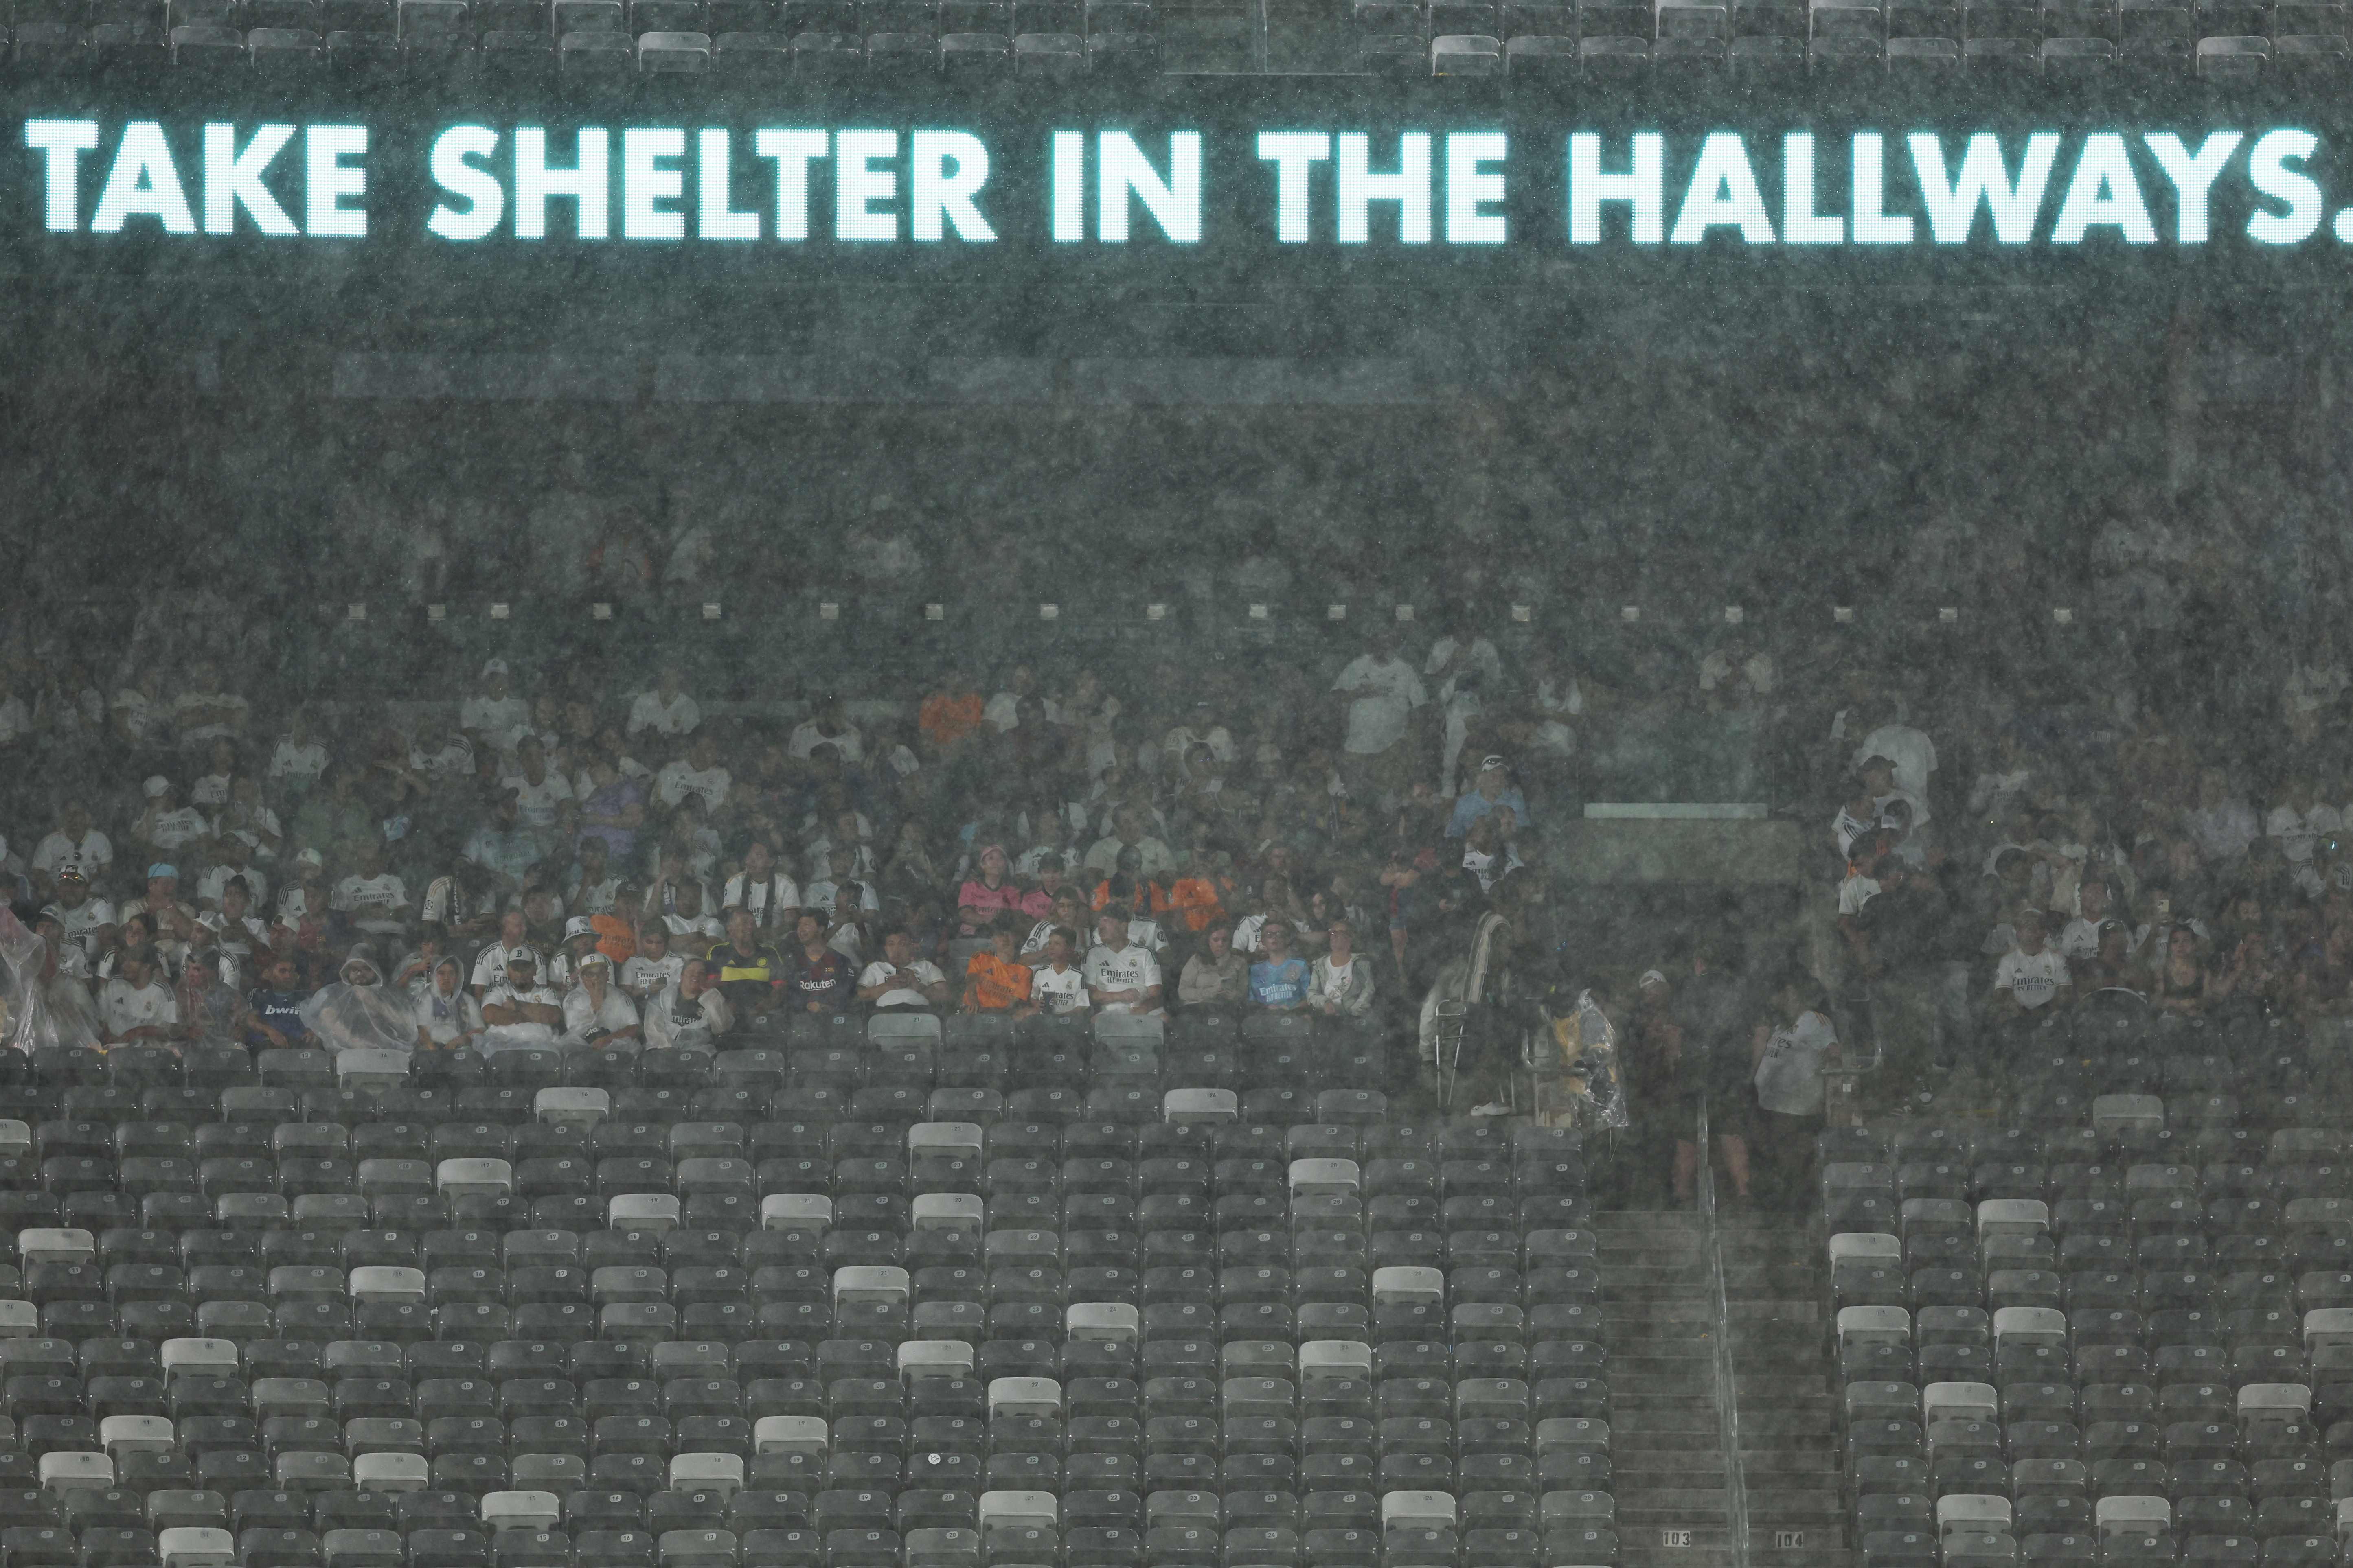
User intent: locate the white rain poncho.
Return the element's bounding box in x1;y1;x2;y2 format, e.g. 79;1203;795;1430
296;945;417;1056
0;905;103;1053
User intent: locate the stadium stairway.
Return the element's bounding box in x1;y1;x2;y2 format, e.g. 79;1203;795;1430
1723;1215;1852;1568
1594;1213;1735;1568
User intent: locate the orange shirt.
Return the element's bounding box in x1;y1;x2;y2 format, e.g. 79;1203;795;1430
920;692;986;751
963;951;1033;1012
1092;880;1172;914
1168;877;1225;932
592;914;637;965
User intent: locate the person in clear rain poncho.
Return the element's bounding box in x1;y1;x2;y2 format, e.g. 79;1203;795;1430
296;944;419;1056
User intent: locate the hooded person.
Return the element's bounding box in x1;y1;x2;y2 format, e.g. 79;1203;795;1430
644;956;735;1051
413;954;485;1055
0;903;102;1054
296;943;418;1055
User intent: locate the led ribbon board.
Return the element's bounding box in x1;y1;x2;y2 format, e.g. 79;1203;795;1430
18;119;2353;252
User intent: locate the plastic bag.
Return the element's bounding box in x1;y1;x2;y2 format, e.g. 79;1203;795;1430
1537;988;1628;1131
0;904;103;1054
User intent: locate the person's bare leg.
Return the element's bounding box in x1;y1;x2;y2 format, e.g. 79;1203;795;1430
1673;1139;1699;1203
1720;1135;1752;1200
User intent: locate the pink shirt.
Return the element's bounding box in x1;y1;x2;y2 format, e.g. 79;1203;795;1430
957;878;1026;930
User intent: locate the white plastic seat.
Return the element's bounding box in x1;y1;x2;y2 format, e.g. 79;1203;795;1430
1991;1307;2066;1352
896;1342;976;1382
0;1301;35;1338
668;1454;743;1496
353;1453;428;1491
1092;1012;1163;1044
2239;1383;2312;1423
349;1267;427;1304
336;1049;410;1092
2092;1094;2162;1134
437;1158;513;1199
911;1194;982;1235
832;1266;909;1306
1299;1341;1373;1382
753;1416;829;1455
1163;1089;1237;1124
987;1377;1060;1419
161;1338;240;1375
1923;1382;1998;1427
38;1452;113;1491
535;1088;610;1127
1828;1232;1901;1266
909;1122;983;1158
976;1491;1057;1532
868;1012;942;1044
0;1122;29;1157
2307;1309;2353;1353
99;1415;173;1457
1976;1200;2049;1242
1289;1159;1360;1198
1837;1306;1910;1351
1372;1266;1445;1307
2094;1497;2170;1539
1937;1495;2013;1540
481;1494;559;1534
760;1194;831;1231
158;1527;236;1568
609;1194;680;1232
2338;1499;2353;1537
1382;1491;1457;1529
1066;1303;1139;1342
18;1229;94;1265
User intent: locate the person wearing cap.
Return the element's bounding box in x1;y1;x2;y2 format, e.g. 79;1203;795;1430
119;863;197;931
548;914;606;993
560;950;641;1049
49;865;117;964
468;908;544;997
478;953;566;1053
136;777;210;855
1848;700;1937;820
628;665;701;740
1445;756;1531;840
98;947;179;1047
461;659;532;759
30;800;112;890
197;835;268;913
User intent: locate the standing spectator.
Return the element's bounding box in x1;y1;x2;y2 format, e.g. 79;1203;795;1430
1751;972;1839;1210
1849;700;1937;818
460;660;532;758
1332;625;1428;808
628;666;701;739
2186;768;2259;864
1247;921;1312;1011
173;663;250;750
859;927;951;1011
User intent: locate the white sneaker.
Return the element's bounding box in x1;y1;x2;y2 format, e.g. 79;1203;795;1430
1469;1101;1512;1118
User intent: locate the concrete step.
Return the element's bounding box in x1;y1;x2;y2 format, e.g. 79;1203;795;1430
1740;1447;1842;1476
1615;1407;1724;1434
1730;1374;1832;1401
1615;1489;1732;1520
1621;1545;1737;1568
1745;1489;1846;1523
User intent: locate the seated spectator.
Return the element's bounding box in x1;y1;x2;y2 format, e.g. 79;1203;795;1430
577;758;648;867
138;777;210;856
1028;927;1089;1015
478;953;566;1054
201;879;268;975
1177;924;1247;1008
561;952;641;1049
1021;861;1072;922
469;910;544;999
708;907;785;1024
1167;858;1229;934
1446;757;1532;839
2149;927;2210;1016
919;670;987;755
1024;889;1093;965
1084;911;1163;1015
1084;807;1175;879
628;666;701;740
173;663;250;750
1309;919;1375;1017
99;948;177;1046
198;836;266;912
50;866;117;964
412;955;484;1056
956;845;1025;937
244;950;314;1050
292;769;376;870
720;840;800;936
655;874;724;958
2073;920;2137;993
333;843;412;939
191;738;237;808
1991;909;2073;1021
549;915;606;992
459;659;531;758
646;957;734;1050
860;926;952;1010
961;916;1036;1015
2186;768;2259;864
782;911;857;1015
408;713;475;782
2059;878;2117;961
504;739;575;852
620;922;683;1004
31;800;112;890
1459;812;1523;895
269;710;329;797
463;791;538;898
120;863;196;932
806;808;879;883
563;835;623;919
802;847;878;960
218;775;284;861
1248;921;1312;1011
658;735;732;815
789;696;864;764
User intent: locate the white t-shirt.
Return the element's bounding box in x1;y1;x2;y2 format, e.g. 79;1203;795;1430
33;830;112;877
471;939;545;990
1853;724;1939;811
628;691;701;737
480;982;564;1045
859;959;945;1009
197;864;269;910
1755;1010;1835;1116
460;694;533;755
1083;943;1162;1014
2059;918;2105;962
147;808;210;852
192;771;233;808
720;874;802;931
656;762;730;812
788;722;864;764
661;911;727;949
333;874;411;933
56;898;116;960
562;985;641;1041
1837;874;1882;918
1332;655;1428;756
2267;803;2343;864
504;771;576;832
1031;964;1089;1014
1995;947;2071;1010
174;689;249;745
1319;957;1359;1007
413;985;484;1046
410;739;475;779
620;951;685;998
100;977;178;1038
570;876;623;917
270;739;329;783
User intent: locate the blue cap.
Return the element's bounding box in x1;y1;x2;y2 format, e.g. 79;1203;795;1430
147;863;176;880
